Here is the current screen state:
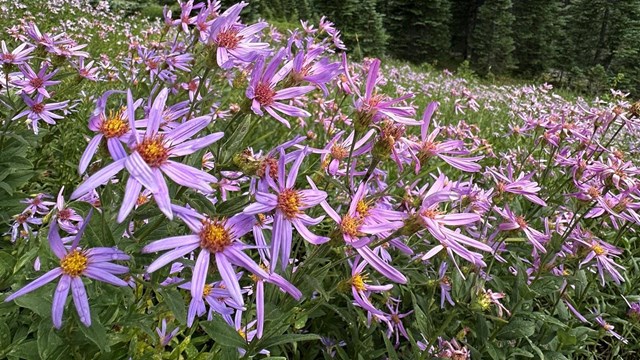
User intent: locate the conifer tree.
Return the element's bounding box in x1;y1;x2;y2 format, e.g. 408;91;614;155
383;0;452;64
314;0;387;57
512;0;562;77
470;0;516;75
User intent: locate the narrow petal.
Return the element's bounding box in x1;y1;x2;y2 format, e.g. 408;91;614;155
52;275;71;329
215;254;244;306
5;268;63;302
191;250;210;300
70;277;91;326
125;152;160;193
78;134;103;175
84;267;128;287
71;159;125;199
143;235;200;253
146;244;199;273
117;177;143;223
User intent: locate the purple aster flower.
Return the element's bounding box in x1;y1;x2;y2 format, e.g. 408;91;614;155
246;49;316;128
4;210;130;328
418;175;492;270
488;164;547;207
142;205;270;308
9;211;41;242
374;298;413;346
13;62;60;98
438;262;454;308
156;319;180;347
0;40;34;65
495;205;549;254
180;276;244;327
13;94;68;134
54;186;83;234
71;88;224;222
311;179;407;283
593;310;628;344
406;102;483;173
20;193;55;215
318;130;374;176
350;257;393;315
573;230;624;286
278;47;341;96
75;58;100;81
244;149;329;271
206;2;270;68
78;90;133;174
343;55;417;128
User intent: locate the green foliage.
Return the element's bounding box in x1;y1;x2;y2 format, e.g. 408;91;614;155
314;0;388;58
382;0;452;64
470;0;516;75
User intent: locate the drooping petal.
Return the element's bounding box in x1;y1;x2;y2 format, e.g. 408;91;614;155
52;275;71;329
215;254;244;306
117;177;143;223
4;268;63;302
191;250;210;300
71;159;126;199
70;277;91;326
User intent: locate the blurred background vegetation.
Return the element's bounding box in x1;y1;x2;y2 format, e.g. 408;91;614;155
99;0;640;97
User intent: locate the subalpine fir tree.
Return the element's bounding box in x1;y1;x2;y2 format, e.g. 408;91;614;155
382;0;452;64
470;0;516;75
314;0;387;57
512;0;562;77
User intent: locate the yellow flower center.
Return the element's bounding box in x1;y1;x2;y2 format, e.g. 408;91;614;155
137;136;169;167
592;243;606;256
341;215;362;237
203;284;213;297
200;219;232;253
100;110;129;138
351;273;368;291
60;250;89;277
238;329;247;339
356;200;370;217
277;189;302;219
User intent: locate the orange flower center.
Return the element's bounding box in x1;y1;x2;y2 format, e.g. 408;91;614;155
137;136;169;167
515;216;528;228
341;215;362;237
277;189;302;219
330;145;348;160
356;200;370;217
100;110;129;138
200;219;232;253
592;243;605;256
351;273;368;291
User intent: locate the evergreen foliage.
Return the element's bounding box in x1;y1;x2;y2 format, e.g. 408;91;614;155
470;0;516;75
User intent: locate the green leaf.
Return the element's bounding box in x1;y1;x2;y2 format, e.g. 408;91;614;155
8;340;40;360
14;291;52;318
382;334;399;360
38;320;62;359
215;195;251;217
258;333;321;349
200;317;246;349
159;288;187;325
496;319;535;340
79;314;110;353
